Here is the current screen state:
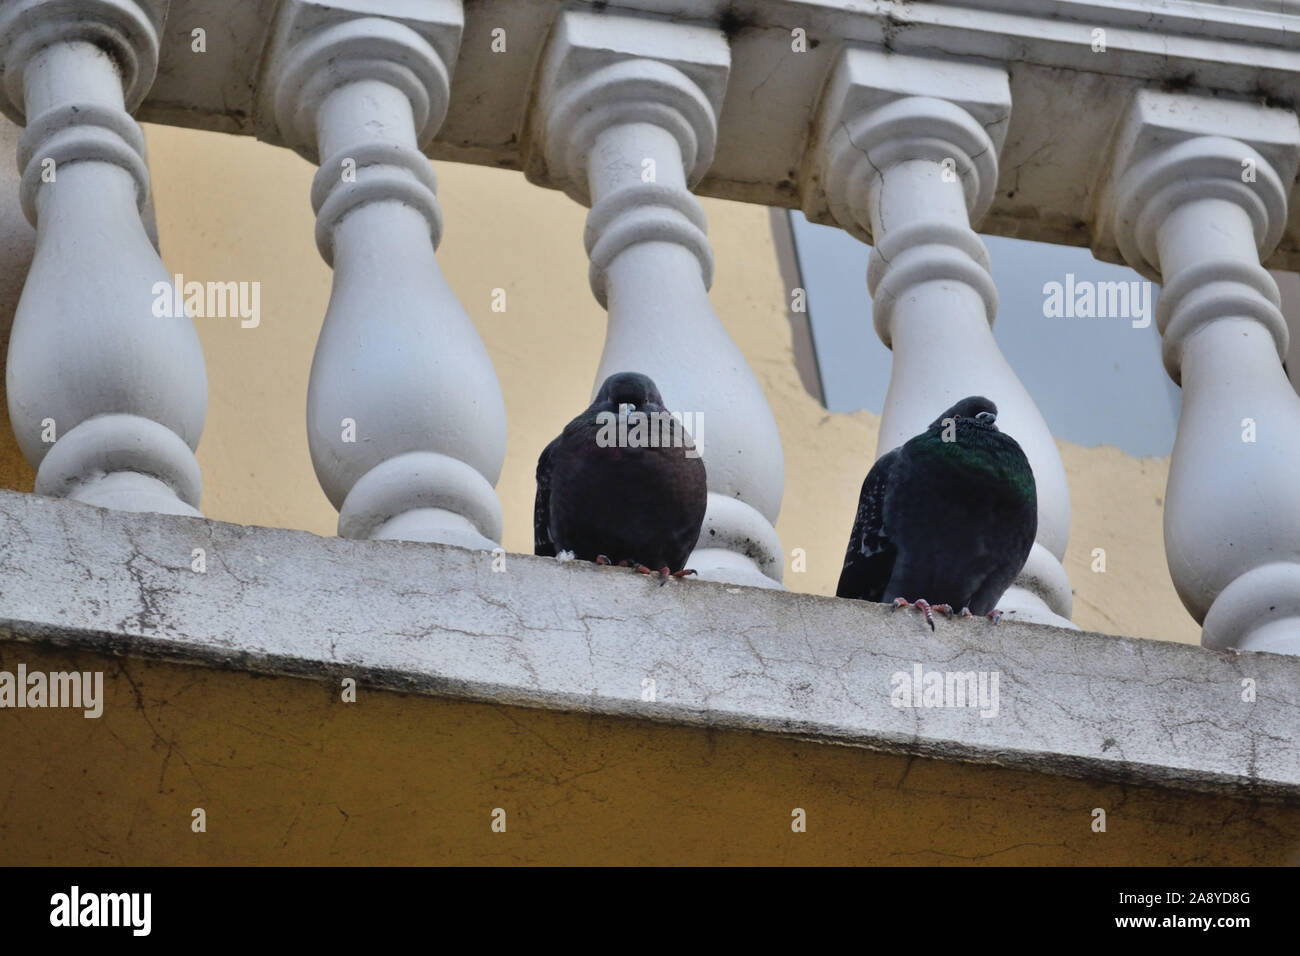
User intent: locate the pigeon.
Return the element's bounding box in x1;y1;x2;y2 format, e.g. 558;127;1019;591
836;396;1037;628
535;371;707;582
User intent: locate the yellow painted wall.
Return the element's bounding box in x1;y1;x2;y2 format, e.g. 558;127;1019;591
0;122;1199;644
2;642;1293;865
0;119;34;496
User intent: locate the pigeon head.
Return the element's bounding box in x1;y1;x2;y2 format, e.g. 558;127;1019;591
929;396;999;432
594;372;666;412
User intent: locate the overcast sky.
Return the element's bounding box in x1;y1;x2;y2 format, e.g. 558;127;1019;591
788;211;1183;458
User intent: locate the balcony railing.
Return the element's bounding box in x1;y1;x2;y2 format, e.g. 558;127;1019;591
1;0;1299;657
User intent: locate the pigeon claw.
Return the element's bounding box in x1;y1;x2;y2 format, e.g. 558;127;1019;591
632;564;673;587
954;606;1000;623
632;566;699;586
595;554;612;566
893;597;948;631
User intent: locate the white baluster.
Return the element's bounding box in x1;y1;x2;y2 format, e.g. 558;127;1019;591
261;1;506;550
806;49;1073;627
0;0;206;515
526;10;785;588
1097;90;1300;654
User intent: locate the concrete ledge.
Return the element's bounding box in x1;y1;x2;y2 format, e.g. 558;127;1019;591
0;489;1296;801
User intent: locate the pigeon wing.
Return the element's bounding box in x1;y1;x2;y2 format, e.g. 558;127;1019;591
534;436;559;556
836;447;900;601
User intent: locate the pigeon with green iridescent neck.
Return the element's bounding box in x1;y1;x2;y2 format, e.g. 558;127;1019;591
836;396;1037;628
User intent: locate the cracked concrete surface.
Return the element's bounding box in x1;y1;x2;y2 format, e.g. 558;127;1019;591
0;489;1296;802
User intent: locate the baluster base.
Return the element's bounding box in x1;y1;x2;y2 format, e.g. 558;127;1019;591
338;451;502;550
1202;562;1300;654
33;413;202;517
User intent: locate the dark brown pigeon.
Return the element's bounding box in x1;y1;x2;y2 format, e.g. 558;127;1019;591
837;396;1037;628
535;372;707;583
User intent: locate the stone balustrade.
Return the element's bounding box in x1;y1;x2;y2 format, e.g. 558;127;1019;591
2;0;1300;652
525;10;786;587
0;0;207;516
1096;91;1300;654
806;49;1074;626
259;0;508;550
